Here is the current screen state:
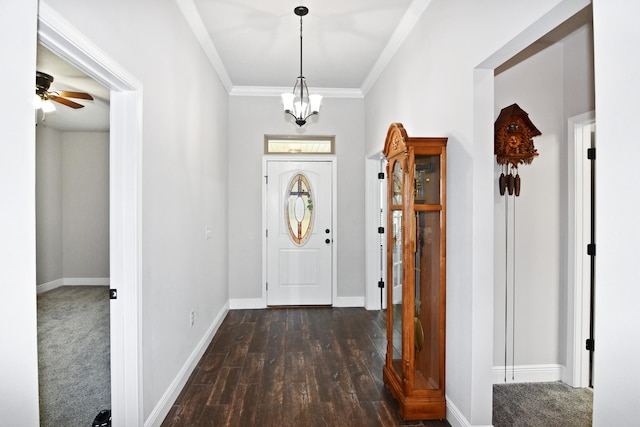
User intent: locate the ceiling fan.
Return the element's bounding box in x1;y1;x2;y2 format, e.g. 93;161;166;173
35;71;94;109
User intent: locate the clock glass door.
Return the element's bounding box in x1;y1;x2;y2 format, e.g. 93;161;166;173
390;160;404;377
414;209;442;390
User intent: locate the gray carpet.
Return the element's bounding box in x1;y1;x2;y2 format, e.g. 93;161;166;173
493;381;592;427
37;286;111;427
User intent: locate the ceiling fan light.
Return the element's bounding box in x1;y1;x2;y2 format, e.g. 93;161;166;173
42;100;56;113
34;95;43;109
309;94;322;114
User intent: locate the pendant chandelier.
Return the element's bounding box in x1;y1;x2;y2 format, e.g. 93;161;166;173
281;6;322;127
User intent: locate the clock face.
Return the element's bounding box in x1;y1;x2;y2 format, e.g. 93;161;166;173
392;160;403;205
393;174;402;205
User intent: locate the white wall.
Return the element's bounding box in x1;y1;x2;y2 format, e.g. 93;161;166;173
592;0;640;424
36;128;111;285
227;96;365;303
62;132;110;279
36;126;64;285
0;0;40;424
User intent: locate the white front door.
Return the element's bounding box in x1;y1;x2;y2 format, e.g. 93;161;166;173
266;160;333;305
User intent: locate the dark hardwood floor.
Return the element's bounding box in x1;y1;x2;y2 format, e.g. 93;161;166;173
162;307;451;426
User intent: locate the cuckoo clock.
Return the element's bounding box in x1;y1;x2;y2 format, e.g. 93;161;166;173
382;123;447;420
494;103;541;196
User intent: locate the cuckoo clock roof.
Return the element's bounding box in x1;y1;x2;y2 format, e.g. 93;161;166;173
494;103;541;136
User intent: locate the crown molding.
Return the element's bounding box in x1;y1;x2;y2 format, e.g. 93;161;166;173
229;86;363;99
177;0;233;93
360;0;433;96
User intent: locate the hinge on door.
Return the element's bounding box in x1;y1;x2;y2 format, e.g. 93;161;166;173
378;172;385;180
378;280;385;289
266;229;268;238
586;338;595;351
587;148;596;160
109;289;118;300
378;227;384;234
265;175;268;184
266;282;268;291
587;243;596;256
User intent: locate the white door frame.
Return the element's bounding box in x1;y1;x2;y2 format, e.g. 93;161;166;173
364;151;387;310
38;5;143;425
565;111;595;387
262;156;337;307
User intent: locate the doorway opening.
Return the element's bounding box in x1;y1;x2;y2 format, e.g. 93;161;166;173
568;112;596;388
474;1;595;425
35;43;111;427
364;152;387;311
38;4;143;425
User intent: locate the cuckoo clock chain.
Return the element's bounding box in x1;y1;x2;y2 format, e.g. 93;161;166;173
502;180;518;382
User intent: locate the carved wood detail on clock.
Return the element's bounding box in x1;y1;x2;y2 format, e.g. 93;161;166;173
494;104;541;196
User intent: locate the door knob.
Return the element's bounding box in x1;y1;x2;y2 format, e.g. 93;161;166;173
325;239;331;244
325;229;330;234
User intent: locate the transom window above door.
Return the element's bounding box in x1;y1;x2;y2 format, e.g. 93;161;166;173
264;135;334;154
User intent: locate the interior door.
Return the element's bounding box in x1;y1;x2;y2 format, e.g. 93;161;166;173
266;160;332;306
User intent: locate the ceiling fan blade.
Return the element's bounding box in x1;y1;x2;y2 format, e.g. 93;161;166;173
50;95;84;109
57;91;94;100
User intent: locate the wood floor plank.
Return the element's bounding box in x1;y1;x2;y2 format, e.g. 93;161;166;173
205;366;241;405
161;384;213;426
238;352;265;384
192;352;226;384
255;403;283;426
219;322;253;365
285;329;304;353
225;382;259;427
258;352;284;404
284;351;306;382
247;318;269;353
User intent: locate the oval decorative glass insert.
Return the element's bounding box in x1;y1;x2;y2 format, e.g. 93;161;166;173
285;173;314;245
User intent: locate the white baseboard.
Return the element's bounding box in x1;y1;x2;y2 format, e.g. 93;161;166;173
333;296;365;307
446;396;492;427
37;279;64;294
37;277;110;294
492;364;563;384
144;301;230;427
229;298;265;309
446;396;471;427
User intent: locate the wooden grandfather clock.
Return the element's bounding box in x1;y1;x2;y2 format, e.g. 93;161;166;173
382;123;447;420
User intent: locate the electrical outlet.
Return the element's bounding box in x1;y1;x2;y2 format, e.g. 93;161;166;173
190;310;195;327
